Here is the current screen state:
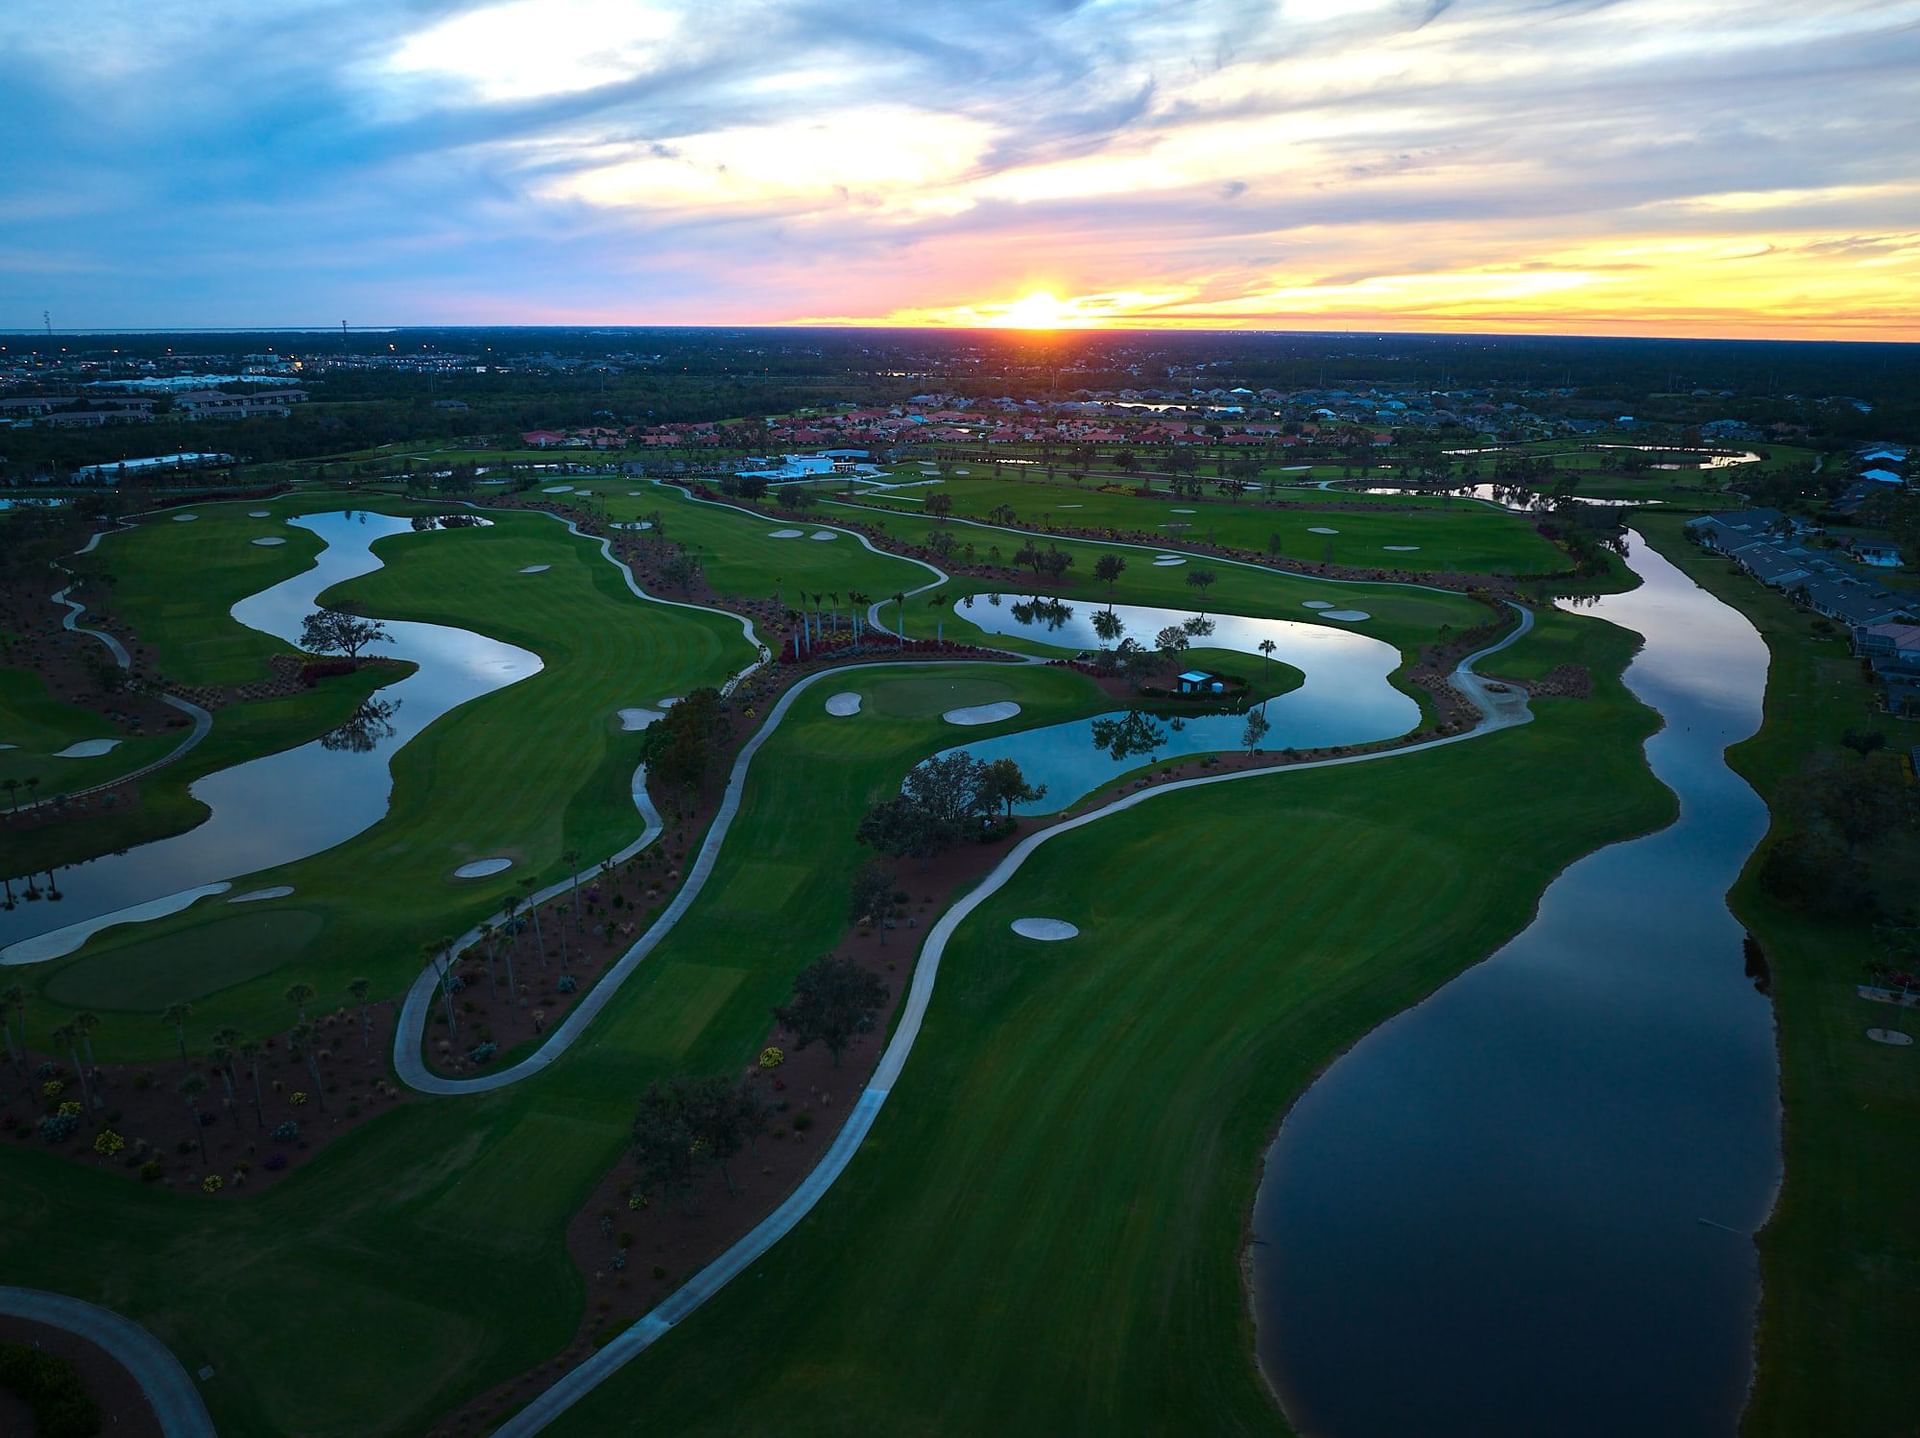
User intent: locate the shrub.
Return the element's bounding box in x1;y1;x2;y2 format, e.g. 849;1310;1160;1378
0;1341;102;1438
40;1079;64;1099
93;1130;125;1158
202;1174;224;1194
792;1111;814;1132
556;975;578;994
288;1091;309;1107
272;1120;300;1143
758;1046;785;1069
56;1100;82;1119
37;1114;78;1143
467;1042;498;1065
138;1160;164;1182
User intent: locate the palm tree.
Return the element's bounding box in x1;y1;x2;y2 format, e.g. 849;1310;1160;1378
160;1002;193;1066
208;1039;238;1114
179;1073;209;1167
1;779;18;814
237;1039;265;1126
1258;638;1277;706
52;1024;94;1113
347;978;373;1047
285;982;316;1025
425;939;460;1039
518;879;547;966
892;591;907;645
563;848;584;926
499;899;522;999
73;1010;101;1072
290;1024;327;1111
0;985;23;1081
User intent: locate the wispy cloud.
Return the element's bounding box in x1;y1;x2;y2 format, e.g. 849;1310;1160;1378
1;0;1916;336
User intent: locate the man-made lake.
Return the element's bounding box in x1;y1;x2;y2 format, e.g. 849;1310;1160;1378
933;596;1419;810
1250;532;1780;1436
1;511;539;963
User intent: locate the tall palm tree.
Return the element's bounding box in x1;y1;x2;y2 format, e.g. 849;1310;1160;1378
498;900;521;999
208;1039;238;1114
160;1002;193;1066
179;1073;209;1167
52;1024;94;1113
424;940;459;1040
347;978;373;1047
237;1039;265;1126
285;982;316;1025
1258;639;1277;709
72;1010;101;1072
518;879;547;966
290;1024;327;1111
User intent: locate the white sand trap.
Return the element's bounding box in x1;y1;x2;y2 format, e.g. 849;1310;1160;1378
1171;507;1197;514
1059;503;1083;508
454;857;513;879
1383;545;1421;552
955;467;972;474
658;696;681;708
1322;609;1371;622
944;701;1022;726
1012;917;1080;941
1153;556;1187;567
612;521;652;530
519;564;551;574
825;692;863;716
618;707;664;731
1308;526;1340;534
248;509;271;518
542;485;575;493
768;528;805;539
229;886;294;905
1302;600;1335;610
0;743;15;751
252;536;286;546
809;530;838;541
54;739;122;758
172;513;198;522
1867;1028;1913;1046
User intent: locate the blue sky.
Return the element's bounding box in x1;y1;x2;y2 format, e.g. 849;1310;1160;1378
3;0;1918;336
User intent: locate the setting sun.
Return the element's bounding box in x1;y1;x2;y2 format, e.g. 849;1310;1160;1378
997;291;1072;328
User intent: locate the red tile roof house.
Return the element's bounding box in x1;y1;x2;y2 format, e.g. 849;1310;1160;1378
520;430;567;448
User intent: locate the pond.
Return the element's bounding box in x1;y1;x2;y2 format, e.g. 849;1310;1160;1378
1250;531;1780;1436
1;511;541;963
931;596;1419;811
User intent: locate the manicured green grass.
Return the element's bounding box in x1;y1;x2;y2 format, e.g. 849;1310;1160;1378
0;666;176;800
0;660;1109;1437
18;505;751;1055
856;474;1565;576
534;606;1668;1436
1636;517;1920;1438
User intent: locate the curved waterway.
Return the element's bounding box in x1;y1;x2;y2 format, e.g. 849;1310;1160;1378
935;596;1419;810
1251;532;1780;1436
1;511;539;963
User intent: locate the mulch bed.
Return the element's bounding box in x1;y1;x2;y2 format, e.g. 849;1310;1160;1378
1;1000;407;1198
0;1316;164;1438
430;820;1047;1438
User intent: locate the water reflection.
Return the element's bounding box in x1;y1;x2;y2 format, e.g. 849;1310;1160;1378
1252;531;1780;1437
319;697;402;753
1;511;540;963
937;595;1418;810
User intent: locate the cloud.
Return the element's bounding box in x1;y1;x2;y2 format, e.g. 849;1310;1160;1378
0;0;1916;337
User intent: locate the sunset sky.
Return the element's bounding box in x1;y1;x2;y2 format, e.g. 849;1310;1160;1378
4;0;1918;338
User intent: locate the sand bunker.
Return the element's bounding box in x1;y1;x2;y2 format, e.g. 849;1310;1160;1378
1322;609;1371;622
768;528;805;539
617;707;664;731
1012;917;1080;941
1302;600;1335;610
542;485;575;493
944;701;1022;726
453;857;513;879
1171;507;1197;514
809;530;838;541
1308;526;1339;535
1867;1028;1913;1046
251;537;286;546
825;692;863;716
612;521;652;530
1153;555;1187;567
1059;503;1083;508
658;696;681;708
519;564;551;574
54;739;123;758
229;886;294;904
1383;545;1421;552
248;510;271;518
172;513;198;522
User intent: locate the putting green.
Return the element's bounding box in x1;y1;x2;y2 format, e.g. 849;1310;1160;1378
862;674;1017;718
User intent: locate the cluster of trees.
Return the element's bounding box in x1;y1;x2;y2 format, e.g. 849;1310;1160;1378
856;752;1044;863
1760;747;1914;916
639;687;725;796
1011;539;1074;580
